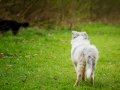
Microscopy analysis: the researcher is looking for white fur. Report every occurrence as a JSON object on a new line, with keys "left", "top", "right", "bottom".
{"left": 71, "top": 31, "right": 99, "bottom": 86}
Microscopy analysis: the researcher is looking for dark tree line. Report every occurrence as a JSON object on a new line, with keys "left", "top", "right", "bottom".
{"left": 0, "top": 0, "right": 120, "bottom": 25}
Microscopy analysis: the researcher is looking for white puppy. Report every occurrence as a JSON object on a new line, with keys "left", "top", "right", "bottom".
{"left": 71, "top": 31, "right": 99, "bottom": 86}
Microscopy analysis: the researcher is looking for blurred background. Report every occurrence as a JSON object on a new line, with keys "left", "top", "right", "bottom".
{"left": 0, "top": 0, "right": 120, "bottom": 29}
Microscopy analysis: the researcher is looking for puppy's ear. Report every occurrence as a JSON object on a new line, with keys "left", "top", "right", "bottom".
{"left": 72, "top": 31, "right": 77, "bottom": 35}
{"left": 72, "top": 31, "right": 80, "bottom": 39}
{"left": 82, "top": 32, "right": 88, "bottom": 39}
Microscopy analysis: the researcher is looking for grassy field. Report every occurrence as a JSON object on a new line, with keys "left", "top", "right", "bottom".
{"left": 0, "top": 23, "right": 120, "bottom": 90}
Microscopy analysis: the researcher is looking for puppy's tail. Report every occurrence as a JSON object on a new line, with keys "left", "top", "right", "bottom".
{"left": 19, "top": 22, "right": 29, "bottom": 28}
{"left": 86, "top": 56, "right": 92, "bottom": 78}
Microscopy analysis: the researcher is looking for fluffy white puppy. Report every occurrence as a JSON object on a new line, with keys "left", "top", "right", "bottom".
{"left": 71, "top": 31, "right": 99, "bottom": 86}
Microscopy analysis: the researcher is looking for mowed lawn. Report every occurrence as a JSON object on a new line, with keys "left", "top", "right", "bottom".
{"left": 0, "top": 23, "right": 120, "bottom": 90}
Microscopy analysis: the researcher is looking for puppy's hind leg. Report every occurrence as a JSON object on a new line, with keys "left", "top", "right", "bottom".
{"left": 90, "top": 56, "right": 96, "bottom": 85}
{"left": 74, "top": 71, "right": 82, "bottom": 86}
{"left": 73, "top": 62, "right": 77, "bottom": 74}
{"left": 82, "top": 65, "right": 86, "bottom": 81}
{"left": 74, "top": 64, "right": 83, "bottom": 86}
{"left": 90, "top": 71, "right": 94, "bottom": 85}
{"left": 82, "top": 58, "right": 86, "bottom": 81}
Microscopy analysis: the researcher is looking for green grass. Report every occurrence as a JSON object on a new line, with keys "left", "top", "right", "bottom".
{"left": 0, "top": 23, "right": 120, "bottom": 90}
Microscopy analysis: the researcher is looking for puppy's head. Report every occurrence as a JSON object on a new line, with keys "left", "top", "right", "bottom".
{"left": 72, "top": 31, "right": 88, "bottom": 40}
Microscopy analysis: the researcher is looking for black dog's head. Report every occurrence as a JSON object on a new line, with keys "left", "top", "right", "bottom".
{"left": 23, "top": 22, "right": 29, "bottom": 28}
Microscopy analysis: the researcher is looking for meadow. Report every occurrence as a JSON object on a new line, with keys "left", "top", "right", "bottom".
{"left": 0, "top": 23, "right": 120, "bottom": 90}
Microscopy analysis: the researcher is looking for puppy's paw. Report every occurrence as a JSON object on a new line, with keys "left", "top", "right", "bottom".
{"left": 73, "top": 84, "right": 77, "bottom": 87}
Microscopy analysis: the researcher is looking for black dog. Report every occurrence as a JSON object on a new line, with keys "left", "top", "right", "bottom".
{"left": 0, "top": 19, "right": 29, "bottom": 35}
